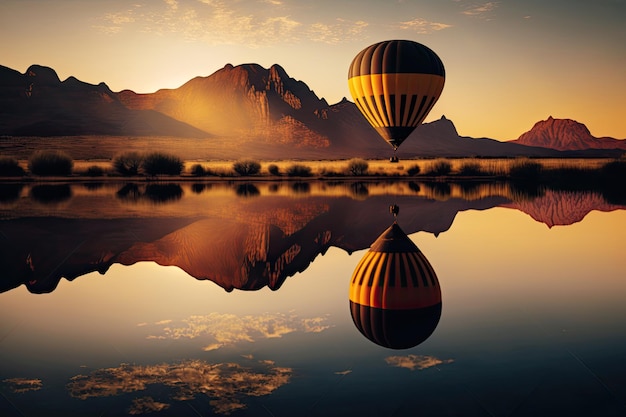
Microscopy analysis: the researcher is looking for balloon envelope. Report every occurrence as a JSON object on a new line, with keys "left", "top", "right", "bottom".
{"left": 348, "top": 40, "right": 445, "bottom": 150}
{"left": 349, "top": 222, "right": 442, "bottom": 349}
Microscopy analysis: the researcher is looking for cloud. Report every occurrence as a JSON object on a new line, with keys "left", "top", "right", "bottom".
{"left": 93, "top": 0, "right": 369, "bottom": 46}
{"left": 67, "top": 359, "right": 291, "bottom": 415}
{"left": 397, "top": 18, "right": 452, "bottom": 33}
{"left": 307, "top": 19, "right": 369, "bottom": 44}
{"left": 2, "top": 378, "right": 43, "bottom": 393}
{"left": 461, "top": 2, "right": 499, "bottom": 18}
{"left": 145, "top": 312, "right": 331, "bottom": 350}
{"left": 385, "top": 354, "right": 454, "bottom": 371}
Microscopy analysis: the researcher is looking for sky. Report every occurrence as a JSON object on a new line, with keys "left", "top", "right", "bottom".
{"left": 1, "top": 0, "right": 625, "bottom": 140}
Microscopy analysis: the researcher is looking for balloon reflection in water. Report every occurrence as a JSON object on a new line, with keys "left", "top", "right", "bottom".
{"left": 349, "top": 222, "right": 441, "bottom": 349}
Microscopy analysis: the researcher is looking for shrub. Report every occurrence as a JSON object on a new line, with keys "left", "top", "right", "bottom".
{"left": 458, "top": 162, "right": 484, "bottom": 176}
{"left": 85, "top": 165, "right": 105, "bottom": 177}
{"left": 190, "top": 164, "right": 206, "bottom": 176}
{"left": 267, "top": 164, "right": 280, "bottom": 176}
{"left": 426, "top": 160, "right": 452, "bottom": 176}
{"left": 233, "top": 159, "right": 261, "bottom": 176}
{"left": 406, "top": 164, "right": 421, "bottom": 176}
{"left": 142, "top": 152, "right": 183, "bottom": 176}
{"left": 346, "top": 158, "right": 369, "bottom": 176}
{"left": 113, "top": 152, "right": 143, "bottom": 176}
{"left": 28, "top": 150, "right": 73, "bottom": 176}
{"left": 509, "top": 160, "right": 543, "bottom": 181}
{"left": 0, "top": 156, "right": 25, "bottom": 176}
{"left": 285, "top": 164, "right": 312, "bottom": 177}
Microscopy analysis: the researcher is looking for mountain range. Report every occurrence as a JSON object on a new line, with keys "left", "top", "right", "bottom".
{"left": 1, "top": 63, "right": 624, "bottom": 159}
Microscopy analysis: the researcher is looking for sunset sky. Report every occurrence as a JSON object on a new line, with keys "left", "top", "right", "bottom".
{"left": 1, "top": 0, "right": 624, "bottom": 140}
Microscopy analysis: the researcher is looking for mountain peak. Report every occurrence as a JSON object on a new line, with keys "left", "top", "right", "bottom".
{"left": 512, "top": 117, "right": 625, "bottom": 151}
{"left": 26, "top": 64, "right": 61, "bottom": 85}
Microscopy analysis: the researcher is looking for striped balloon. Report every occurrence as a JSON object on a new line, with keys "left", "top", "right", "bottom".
{"left": 349, "top": 222, "right": 442, "bottom": 349}
{"left": 348, "top": 40, "right": 445, "bottom": 150}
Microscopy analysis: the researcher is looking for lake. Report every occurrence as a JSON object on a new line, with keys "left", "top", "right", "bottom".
{"left": 1, "top": 180, "right": 625, "bottom": 416}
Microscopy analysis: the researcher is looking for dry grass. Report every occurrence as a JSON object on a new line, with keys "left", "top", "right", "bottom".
{"left": 12, "top": 157, "right": 617, "bottom": 178}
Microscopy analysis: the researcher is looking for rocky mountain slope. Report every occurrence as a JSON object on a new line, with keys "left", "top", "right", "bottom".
{"left": 0, "top": 64, "right": 207, "bottom": 137}
{"left": 1, "top": 63, "right": 623, "bottom": 158}
{"left": 511, "top": 116, "right": 626, "bottom": 151}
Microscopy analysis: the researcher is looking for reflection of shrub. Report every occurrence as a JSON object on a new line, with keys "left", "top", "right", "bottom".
{"left": 406, "top": 164, "right": 421, "bottom": 176}
{"left": 233, "top": 159, "right": 261, "bottom": 176}
{"left": 116, "top": 183, "right": 142, "bottom": 201}
{"left": 426, "top": 160, "right": 452, "bottom": 176}
{"left": 286, "top": 164, "right": 312, "bottom": 177}
{"left": 144, "top": 184, "right": 183, "bottom": 202}
{"left": 347, "top": 159, "right": 369, "bottom": 176}
{"left": 0, "top": 184, "right": 23, "bottom": 202}
{"left": 191, "top": 183, "right": 206, "bottom": 194}
{"left": 28, "top": 150, "right": 73, "bottom": 176}
{"left": 0, "top": 157, "right": 25, "bottom": 176}
{"left": 142, "top": 152, "right": 183, "bottom": 176}
{"left": 236, "top": 183, "right": 260, "bottom": 197}
{"left": 600, "top": 159, "right": 626, "bottom": 179}
{"left": 350, "top": 182, "right": 369, "bottom": 197}
{"left": 190, "top": 164, "right": 206, "bottom": 176}
{"left": 30, "top": 184, "right": 72, "bottom": 204}
{"left": 113, "top": 152, "right": 143, "bottom": 176}
{"left": 291, "top": 182, "right": 310, "bottom": 194}
{"left": 268, "top": 164, "right": 280, "bottom": 176}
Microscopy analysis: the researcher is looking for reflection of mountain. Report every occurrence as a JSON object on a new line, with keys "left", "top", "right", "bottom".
{"left": 502, "top": 190, "right": 623, "bottom": 227}
{"left": 1, "top": 183, "right": 624, "bottom": 294}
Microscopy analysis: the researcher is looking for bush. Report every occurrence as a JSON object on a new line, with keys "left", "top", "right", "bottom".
{"left": 233, "top": 159, "right": 261, "bottom": 176}
{"left": 347, "top": 158, "right": 369, "bottom": 176}
{"left": 142, "top": 152, "right": 183, "bottom": 176}
{"left": 267, "top": 164, "right": 280, "bottom": 176}
{"left": 406, "top": 164, "right": 421, "bottom": 176}
{"left": 426, "top": 160, "right": 452, "bottom": 176}
{"left": 85, "top": 165, "right": 105, "bottom": 177}
{"left": 285, "top": 164, "right": 312, "bottom": 177}
{"left": 190, "top": 164, "right": 206, "bottom": 176}
{"left": 0, "top": 156, "right": 25, "bottom": 176}
{"left": 458, "top": 162, "right": 483, "bottom": 176}
{"left": 28, "top": 150, "right": 73, "bottom": 176}
{"left": 113, "top": 152, "right": 143, "bottom": 176}
{"left": 509, "top": 160, "right": 543, "bottom": 181}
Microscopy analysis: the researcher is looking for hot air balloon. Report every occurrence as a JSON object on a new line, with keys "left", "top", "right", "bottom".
{"left": 348, "top": 40, "right": 445, "bottom": 151}
{"left": 349, "top": 221, "right": 441, "bottom": 349}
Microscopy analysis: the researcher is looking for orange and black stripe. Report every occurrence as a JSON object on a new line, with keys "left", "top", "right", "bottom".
{"left": 349, "top": 222, "right": 441, "bottom": 310}
{"left": 348, "top": 40, "right": 445, "bottom": 149}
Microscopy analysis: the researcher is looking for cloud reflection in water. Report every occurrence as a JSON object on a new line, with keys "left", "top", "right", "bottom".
{"left": 67, "top": 359, "right": 292, "bottom": 415}
{"left": 385, "top": 354, "right": 453, "bottom": 371}
{"left": 144, "top": 312, "right": 331, "bottom": 351}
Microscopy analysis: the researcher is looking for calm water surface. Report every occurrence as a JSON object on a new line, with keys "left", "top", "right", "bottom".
{"left": 1, "top": 180, "right": 625, "bottom": 416}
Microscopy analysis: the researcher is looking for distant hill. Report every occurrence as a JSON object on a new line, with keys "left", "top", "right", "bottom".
{"left": 0, "top": 64, "right": 208, "bottom": 137}
{"left": 510, "top": 116, "right": 626, "bottom": 151}
{"left": 1, "top": 63, "right": 623, "bottom": 159}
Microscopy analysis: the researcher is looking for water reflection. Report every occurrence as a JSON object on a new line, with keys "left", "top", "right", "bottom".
{"left": 66, "top": 359, "right": 291, "bottom": 415}
{"left": 30, "top": 184, "right": 72, "bottom": 204}
{"left": 349, "top": 218, "right": 442, "bottom": 349}
{"left": 117, "top": 183, "right": 183, "bottom": 203}
{"left": 1, "top": 181, "right": 625, "bottom": 295}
